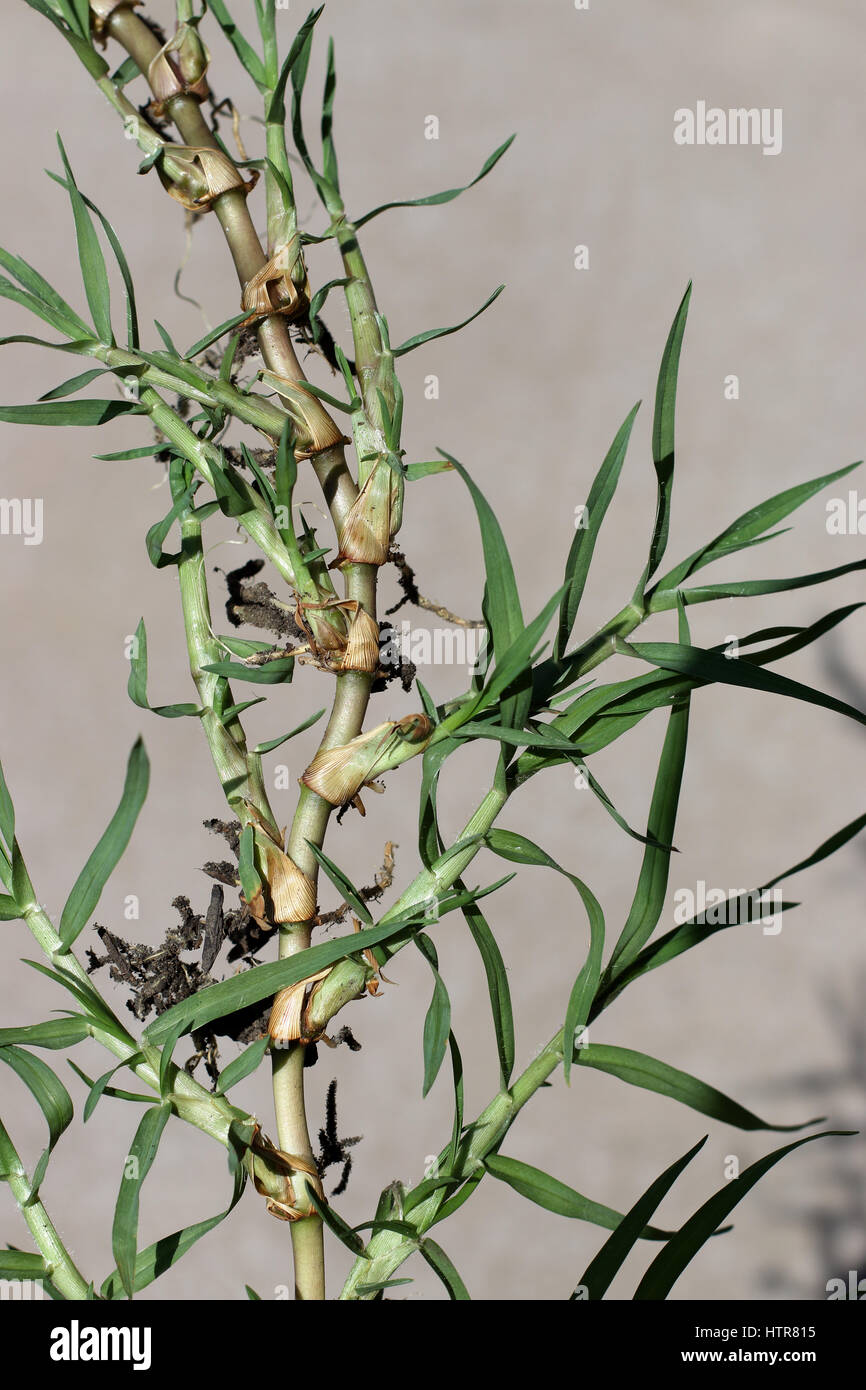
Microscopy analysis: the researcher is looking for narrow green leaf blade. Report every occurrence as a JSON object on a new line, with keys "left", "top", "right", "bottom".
{"left": 417, "top": 1237, "right": 470, "bottom": 1300}
{"left": 56, "top": 137, "right": 113, "bottom": 344}
{"left": 111, "top": 1102, "right": 171, "bottom": 1299}
{"left": 58, "top": 738, "right": 150, "bottom": 950}
{"left": 354, "top": 135, "right": 516, "bottom": 230}
{"left": 556, "top": 403, "right": 640, "bottom": 658}
{"left": 415, "top": 933, "right": 451, "bottom": 1097}
{"left": 639, "top": 284, "right": 692, "bottom": 590}
{"left": 484, "top": 1154, "right": 672, "bottom": 1239}
{"left": 392, "top": 285, "right": 504, "bottom": 357}
{"left": 573, "top": 1044, "right": 820, "bottom": 1131}
{"left": 577, "top": 1137, "right": 708, "bottom": 1300}
{"left": 634, "top": 1131, "right": 854, "bottom": 1299}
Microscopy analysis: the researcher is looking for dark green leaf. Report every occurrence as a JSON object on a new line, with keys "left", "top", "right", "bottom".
{"left": 78, "top": 1057, "right": 145, "bottom": 1123}
{"left": 634, "top": 1131, "right": 854, "bottom": 1299}
{"left": 0, "top": 1046, "right": 73, "bottom": 1198}
{"left": 653, "top": 556, "right": 866, "bottom": 610}
{"left": 306, "top": 842, "right": 372, "bottom": 923}
{"left": 417, "top": 1237, "right": 470, "bottom": 1300}
{"left": 624, "top": 637, "right": 866, "bottom": 730}
{"left": 576, "top": 1137, "right": 708, "bottom": 1300}
{"left": 56, "top": 137, "right": 113, "bottom": 344}
{"left": 22, "top": 960, "right": 130, "bottom": 1041}
{"left": 128, "top": 618, "right": 202, "bottom": 716}
{"left": 46, "top": 171, "right": 139, "bottom": 348}
{"left": 458, "top": 889, "right": 514, "bottom": 1090}
{"left": 39, "top": 367, "right": 107, "bottom": 400}
{"left": 103, "top": 1141, "right": 245, "bottom": 1297}
{"left": 0, "top": 245, "right": 91, "bottom": 338}
{"left": 253, "top": 708, "right": 325, "bottom": 754}
{"left": 307, "top": 1188, "right": 368, "bottom": 1257}
{"left": 414, "top": 933, "right": 451, "bottom": 1097}
{"left": 484, "top": 1154, "right": 672, "bottom": 1238}
{"left": 653, "top": 460, "right": 862, "bottom": 593}
{"left": 484, "top": 829, "right": 605, "bottom": 1084}
{"left": 112, "top": 1102, "right": 171, "bottom": 1298}
{"left": 216, "top": 1037, "right": 270, "bottom": 1095}
{"left": 597, "top": 809, "right": 866, "bottom": 1014}
{"left": 185, "top": 312, "right": 248, "bottom": 360}
{"left": 208, "top": 0, "right": 267, "bottom": 88}
{"left": 573, "top": 1044, "right": 820, "bottom": 1131}
{"left": 637, "top": 283, "right": 691, "bottom": 590}
{"left": 556, "top": 403, "right": 640, "bottom": 658}
{"left": 321, "top": 36, "right": 339, "bottom": 191}
{"left": 605, "top": 691, "right": 691, "bottom": 978}
{"left": 0, "top": 399, "right": 140, "bottom": 426}
{"left": 354, "top": 135, "right": 515, "bottom": 230}
{"left": 68, "top": 1060, "right": 154, "bottom": 1115}
{"left": 0, "top": 1018, "right": 91, "bottom": 1050}
{"left": 58, "top": 739, "right": 150, "bottom": 951}
{"left": 392, "top": 285, "right": 504, "bottom": 357}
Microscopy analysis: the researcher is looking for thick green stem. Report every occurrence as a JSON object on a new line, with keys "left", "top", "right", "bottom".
{"left": 339, "top": 1033, "right": 564, "bottom": 1297}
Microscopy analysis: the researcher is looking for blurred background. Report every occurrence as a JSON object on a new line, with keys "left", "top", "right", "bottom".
{"left": 0, "top": 0, "right": 863, "bottom": 1300}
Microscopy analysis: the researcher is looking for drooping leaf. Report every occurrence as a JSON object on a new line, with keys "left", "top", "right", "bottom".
{"left": 484, "top": 1154, "right": 673, "bottom": 1239}
{"left": 58, "top": 738, "right": 150, "bottom": 951}
{"left": 573, "top": 1044, "right": 821, "bottom": 1131}
{"left": 623, "top": 637, "right": 866, "bottom": 731}
{"left": 103, "top": 1138, "right": 245, "bottom": 1297}
{"left": 0, "top": 1045, "right": 73, "bottom": 1197}
{"left": 484, "top": 829, "right": 605, "bottom": 1083}
{"left": 307, "top": 1188, "right": 368, "bottom": 1257}
{"left": 68, "top": 1060, "right": 154, "bottom": 1117}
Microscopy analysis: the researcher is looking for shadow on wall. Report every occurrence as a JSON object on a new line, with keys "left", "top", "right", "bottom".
{"left": 756, "top": 967, "right": 866, "bottom": 1301}
{"left": 754, "top": 637, "right": 865, "bottom": 1299}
